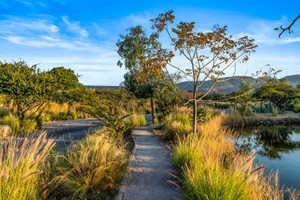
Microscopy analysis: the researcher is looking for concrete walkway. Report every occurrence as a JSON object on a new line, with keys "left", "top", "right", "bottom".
{"left": 117, "top": 126, "right": 182, "bottom": 200}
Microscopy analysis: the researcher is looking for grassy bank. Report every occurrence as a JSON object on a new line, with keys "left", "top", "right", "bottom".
{"left": 224, "top": 112, "right": 300, "bottom": 127}
{"left": 161, "top": 110, "right": 299, "bottom": 200}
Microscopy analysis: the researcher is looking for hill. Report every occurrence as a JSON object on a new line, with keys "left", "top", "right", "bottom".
{"left": 85, "top": 85, "right": 120, "bottom": 91}
{"left": 177, "top": 74, "right": 300, "bottom": 94}
{"left": 84, "top": 74, "right": 299, "bottom": 94}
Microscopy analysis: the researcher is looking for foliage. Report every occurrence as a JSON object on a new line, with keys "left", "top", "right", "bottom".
{"left": 79, "top": 89, "right": 132, "bottom": 146}
{"left": 254, "top": 79, "right": 298, "bottom": 111}
{"left": 290, "top": 98, "right": 300, "bottom": 112}
{"left": 41, "top": 131, "right": 128, "bottom": 200}
{"left": 155, "top": 81, "right": 183, "bottom": 117}
{"left": 131, "top": 10, "right": 258, "bottom": 134}
{"left": 129, "top": 113, "right": 146, "bottom": 127}
{"left": 237, "top": 104, "right": 254, "bottom": 116}
{"left": 117, "top": 26, "right": 162, "bottom": 124}
{"left": 0, "top": 133, "right": 54, "bottom": 200}
{"left": 0, "top": 61, "right": 83, "bottom": 133}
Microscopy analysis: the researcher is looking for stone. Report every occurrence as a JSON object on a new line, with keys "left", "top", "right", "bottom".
{"left": 0, "top": 125, "right": 12, "bottom": 137}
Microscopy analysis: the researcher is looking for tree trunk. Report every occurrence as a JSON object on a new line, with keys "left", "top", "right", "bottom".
{"left": 150, "top": 99, "right": 157, "bottom": 124}
{"left": 193, "top": 99, "right": 197, "bottom": 134}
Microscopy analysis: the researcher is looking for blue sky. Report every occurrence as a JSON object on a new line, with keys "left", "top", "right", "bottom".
{"left": 1, "top": 0, "right": 300, "bottom": 85}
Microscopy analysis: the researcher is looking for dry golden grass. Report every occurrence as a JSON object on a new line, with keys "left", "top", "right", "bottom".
{"left": 0, "top": 132, "right": 54, "bottom": 200}
{"left": 41, "top": 131, "right": 129, "bottom": 199}
{"left": 223, "top": 112, "right": 300, "bottom": 127}
{"left": 168, "top": 114, "right": 300, "bottom": 200}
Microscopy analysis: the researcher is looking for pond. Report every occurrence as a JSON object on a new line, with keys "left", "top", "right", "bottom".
{"left": 236, "top": 125, "right": 300, "bottom": 190}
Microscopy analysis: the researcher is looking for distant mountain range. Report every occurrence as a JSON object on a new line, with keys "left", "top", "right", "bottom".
{"left": 84, "top": 74, "right": 300, "bottom": 94}
{"left": 85, "top": 85, "right": 120, "bottom": 91}
{"left": 177, "top": 74, "right": 300, "bottom": 94}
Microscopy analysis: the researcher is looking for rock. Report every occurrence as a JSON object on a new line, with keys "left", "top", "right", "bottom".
{"left": 284, "top": 111, "right": 294, "bottom": 114}
{"left": 0, "top": 125, "right": 12, "bottom": 137}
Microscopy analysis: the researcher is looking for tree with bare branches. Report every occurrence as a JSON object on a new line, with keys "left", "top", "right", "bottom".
{"left": 275, "top": 14, "right": 300, "bottom": 38}
{"left": 133, "top": 10, "right": 258, "bottom": 134}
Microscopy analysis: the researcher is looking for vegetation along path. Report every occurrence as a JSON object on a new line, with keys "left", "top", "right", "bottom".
{"left": 117, "top": 125, "right": 182, "bottom": 200}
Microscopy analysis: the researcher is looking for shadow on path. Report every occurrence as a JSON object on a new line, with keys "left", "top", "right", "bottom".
{"left": 117, "top": 126, "right": 182, "bottom": 200}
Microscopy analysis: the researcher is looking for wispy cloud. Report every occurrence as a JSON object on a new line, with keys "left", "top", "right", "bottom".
{"left": 0, "top": 17, "right": 59, "bottom": 34}
{"left": 122, "top": 12, "right": 151, "bottom": 26}
{"left": 62, "top": 16, "right": 89, "bottom": 37}
{"left": 237, "top": 19, "right": 300, "bottom": 45}
{"left": 0, "top": 16, "right": 104, "bottom": 51}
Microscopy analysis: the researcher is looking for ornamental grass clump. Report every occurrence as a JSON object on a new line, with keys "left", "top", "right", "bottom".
{"left": 42, "top": 132, "right": 129, "bottom": 199}
{"left": 0, "top": 132, "right": 54, "bottom": 200}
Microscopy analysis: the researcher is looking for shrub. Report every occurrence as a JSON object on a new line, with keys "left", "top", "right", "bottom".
{"left": 42, "top": 132, "right": 129, "bottom": 199}
{"left": 0, "top": 108, "right": 9, "bottom": 119}
{"left": 3, "top": 115, "right": 20, "bottom": 135}
{"left": 0, "top": 132, "right": 54, "bottom": 200}
{"left": 130, "top": 113, "right": 146, "bottom": 127}
{"left": 57, "top": 111, "right": 68, "bottom": 120}
{"left": 237, "top": 104, "right": 253, "bottom": 116}
{"left": 20, "top": 118, "right": 38, "bottom": 134}
{"left": 162, "top": 114, "right": 192, "bottom": 140}
{"left": 290, "top": 98, "right": 300, "bottom": 112}
{"left": 3, "top": 115, "right": 39, "bottom": 135}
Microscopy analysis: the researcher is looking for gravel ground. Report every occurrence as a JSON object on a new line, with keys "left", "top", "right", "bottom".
{"left": 117, "top": 125, "right": 182, "bottom": 200}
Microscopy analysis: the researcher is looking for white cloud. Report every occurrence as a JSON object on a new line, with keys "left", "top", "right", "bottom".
{"left": 62, "top": 16, "right": 89, "bottom": 37}
{"left": 122, "top": 12, "right": 151, "bottom": 26}
{"left": 0, "top": 17, "right": 59, "bottom": 34}
{"left": 236, "top": 20, "right": 300, "bottom": 45}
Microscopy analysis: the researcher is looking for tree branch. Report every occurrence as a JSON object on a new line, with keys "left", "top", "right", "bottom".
{"left": 279, "top": 14, "right": 300, "bottom": 38}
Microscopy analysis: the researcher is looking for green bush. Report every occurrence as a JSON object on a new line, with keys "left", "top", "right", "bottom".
{"left": 20, "top": 118, "right": 37, "bottom": 134}
{"left": 237, "top": 104, "right": 253, "bottom": 116}
{"left": 0, "top": 108, "right": 9, "bottom": 119}
{"left": 3, "top": 115, "right": 20, "bottom": 135}
{"left": 174, "top": 112, "right": 192, "bottom": 126}
{"left": 130, "top": 113, "right": 146, "bottom": 127}
{"left": 57, "top": 111, "right": 67, "bottom": 120}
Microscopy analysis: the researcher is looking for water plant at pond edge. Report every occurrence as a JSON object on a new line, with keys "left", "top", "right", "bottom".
{"left": 40, "top": 130, "right": 129, "bottom": 199}
{"left": 0, "top": 132, "right": 55, "bottom": 200}
{"left": 168, "top": 116, "right": 300, "bottom": 200}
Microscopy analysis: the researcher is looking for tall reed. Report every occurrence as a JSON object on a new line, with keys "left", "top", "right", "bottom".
{"left": 0, "top": 132, "right": 55, "bottom": 200}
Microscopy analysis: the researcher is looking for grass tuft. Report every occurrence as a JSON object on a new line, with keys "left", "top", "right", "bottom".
{"left": 42, "top": 131, "right": 129, "bottom": 199}
{"left": 0, "top": 132, "right": 54, "bottom": 200}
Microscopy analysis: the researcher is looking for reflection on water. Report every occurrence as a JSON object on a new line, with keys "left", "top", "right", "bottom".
{"left": 236, "top": 125, "right": 300, "bottom": 190}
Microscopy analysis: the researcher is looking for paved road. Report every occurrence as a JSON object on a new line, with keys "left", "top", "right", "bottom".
{"left": 42, "top": 119, "right": 102, "bottom": 152}
{"left": 42, "top": 114, "right": 152, "bottom": 152}
{"left": 117, "top": 126, "right": 182, "bottom": 200}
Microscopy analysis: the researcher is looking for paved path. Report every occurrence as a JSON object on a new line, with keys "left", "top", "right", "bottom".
{"left": 117, "top": 126, "right": 182, "bottom": 200}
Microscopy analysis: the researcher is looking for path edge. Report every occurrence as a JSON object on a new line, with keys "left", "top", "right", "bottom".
{"left": 116, "top": 130, "right": 137, "bottom": 200}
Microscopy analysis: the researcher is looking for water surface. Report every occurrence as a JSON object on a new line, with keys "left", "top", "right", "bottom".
{"left": 236, "top": 125, "right": 300, "bottom": 190}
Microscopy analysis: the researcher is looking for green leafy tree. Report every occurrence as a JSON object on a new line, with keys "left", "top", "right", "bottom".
{"left": 255, "top": 79, "right": 297, "bottom": 111}
{"left": 0, "top": 61, "right": 81, "bottom": 125}
{"left": 117, "top": 25, "right": 162, "bottom": 124}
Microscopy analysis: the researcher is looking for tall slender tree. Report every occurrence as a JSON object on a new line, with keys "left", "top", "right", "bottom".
{"left": 117, "top": 25, "right": 162, "bottom": 123}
